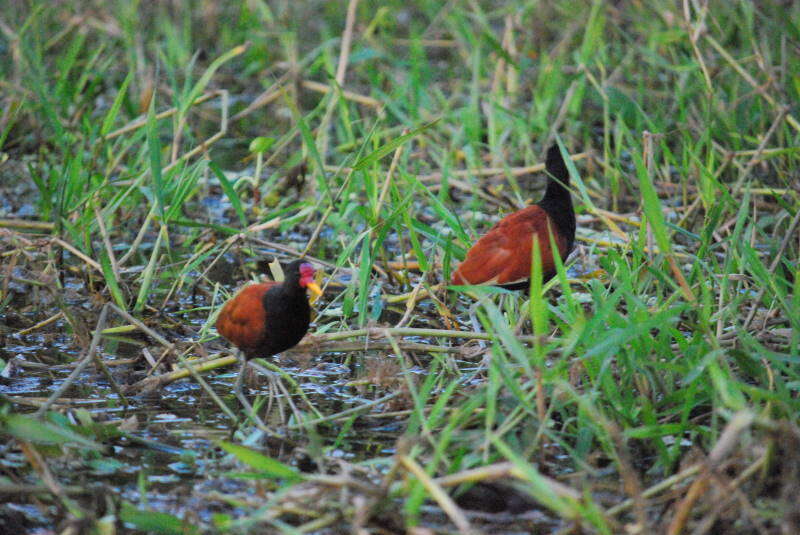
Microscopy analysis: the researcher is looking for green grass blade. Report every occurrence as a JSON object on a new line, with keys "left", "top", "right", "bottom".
{"left": 101, "top": 70, "right": 133, "bottom": 137}
{"left": 353, "top": 118, "right": 440, "bottom": 171}
{"left": 219, "top": 442, "right": 304, "bottom": 481}
{"left": 209, "top": 161, "right": 247, "bottom": 227}
{"left": 146, "top": 96, "right": 165, "bottom": 219}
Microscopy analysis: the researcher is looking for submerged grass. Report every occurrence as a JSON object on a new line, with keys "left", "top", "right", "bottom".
{"left": 0, "top": 1, "right": 799, "bottom": 533}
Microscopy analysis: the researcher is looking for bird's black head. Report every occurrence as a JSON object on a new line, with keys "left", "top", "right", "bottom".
{"left": 282, "top": 259, "right": 322, "bottom": 297}
{"left": 545, "top": 144, "right": 570, "bottom": 188}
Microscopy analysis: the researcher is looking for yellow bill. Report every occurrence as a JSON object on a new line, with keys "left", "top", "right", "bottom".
{"left": 306, "top": 281, "right": 323, "bottom": 302}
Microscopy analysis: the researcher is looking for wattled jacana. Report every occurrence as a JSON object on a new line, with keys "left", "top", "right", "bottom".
{"left": 451, "top": 144, "right": 576, "bottom": 289}
{"left": 216, "top": 259, "right": 322, "bottom": 412}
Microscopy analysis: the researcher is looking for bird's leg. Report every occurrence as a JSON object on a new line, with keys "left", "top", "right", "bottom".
{"left": 233, "top": 356, "right": 247, "bottom": 404}
{"left": 499, "top": 293, "right": 509, "bottom": 316}
{"left": 468, "top": 300, "right": 486, "bottom": 350}
{"left": 233, "top": 356, "right": 250, "bottom": 412}
{"left": 233, "top": 354, "right": 267, "bottom": 429}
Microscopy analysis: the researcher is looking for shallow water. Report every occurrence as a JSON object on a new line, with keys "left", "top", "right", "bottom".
{"left": 0, "top": 176, "right": 595, "bottom": 532}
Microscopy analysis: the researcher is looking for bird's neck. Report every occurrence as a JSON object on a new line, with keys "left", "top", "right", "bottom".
{"left": 276, "top": 280, "right": 304, "bottom": 300}
{"left": 539, "top": 179, "right": 575, "bottom": 250}
{"left": 261, "top": 281, "right": 310, "bottom": 333}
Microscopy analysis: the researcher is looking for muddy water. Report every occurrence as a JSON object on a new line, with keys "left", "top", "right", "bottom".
{"left": 0, "top": 179, "right": 591, "bottom": 532}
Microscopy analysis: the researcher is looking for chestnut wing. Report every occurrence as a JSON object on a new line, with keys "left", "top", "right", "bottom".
{"left": 215, "top": 282, "right": 276, "bottom": 351}
{"left": 452, "top": 206, "right": 565, "bottom": 286}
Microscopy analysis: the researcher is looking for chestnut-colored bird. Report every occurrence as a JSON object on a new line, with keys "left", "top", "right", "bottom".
{"left": 216, "top": 259, "right": 322, "bottom": 410}
{"left": 451, "top": 144, "right": 576, "bottom": 289}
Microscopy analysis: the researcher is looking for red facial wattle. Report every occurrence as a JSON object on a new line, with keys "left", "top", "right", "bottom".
{"left": 299, "top": 263, "right": 315, "bottom": 286}
{"left": 299, "top": 263, "right": 322, "bottom": 297}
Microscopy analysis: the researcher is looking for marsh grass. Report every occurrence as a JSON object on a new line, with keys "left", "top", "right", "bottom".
{"left": 0, "top": 1, "right": 798, "bottom": 533}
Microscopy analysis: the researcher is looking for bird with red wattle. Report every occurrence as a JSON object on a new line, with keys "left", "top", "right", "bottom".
{"left": 216, "top": 259, "right": 322, "bottom": 412}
